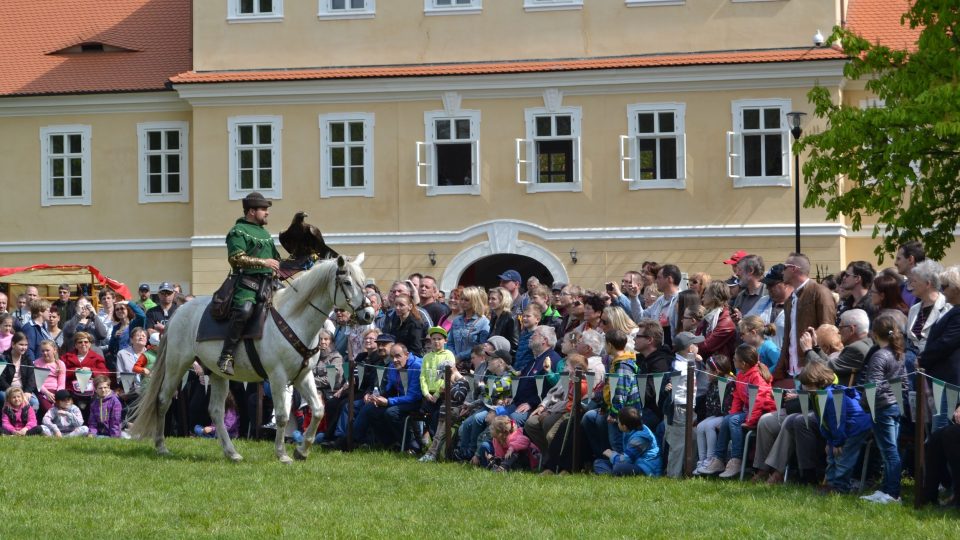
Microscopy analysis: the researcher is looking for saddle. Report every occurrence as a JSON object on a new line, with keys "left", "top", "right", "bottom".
{"left": 196, "top": 301, "right": 269, "bottom": 342}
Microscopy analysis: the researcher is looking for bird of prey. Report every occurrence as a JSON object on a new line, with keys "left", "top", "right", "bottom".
{"left": 279, "top": 211, "right": 339, "bottom": 261}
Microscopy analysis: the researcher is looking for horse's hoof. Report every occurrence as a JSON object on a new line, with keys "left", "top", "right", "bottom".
{"left": 228, "top": 453, "right": 243, "bottom": 463}
{"left": 157, "top": 448, "right": 171, "bottom": 457}
{"left": 278, "top": 455, "right": 293, "bottom": 465}
{"left": 294, "top": 448, "right": 308, "bottom": 461}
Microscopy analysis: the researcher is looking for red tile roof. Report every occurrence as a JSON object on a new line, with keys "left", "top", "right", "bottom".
{"left": 171, "top": 47, "right": 848, "bottom": 85}
{"left": 845, "top": 0, "right": 920, "bottom": 50}
{"left": 0, "top": 0, "right": 192, "bottom": 97}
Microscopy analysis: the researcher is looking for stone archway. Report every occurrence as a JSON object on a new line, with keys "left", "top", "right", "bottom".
{"left": 439, "top": 222, "right": 569, "bottom": 294}
{"left": 457, "top": 253, "right": 553, "bottom": 290}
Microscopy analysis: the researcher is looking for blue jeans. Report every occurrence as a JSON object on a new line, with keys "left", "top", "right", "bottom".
{"left": 457, "top": 410, "right": 489, "bottom": 455}
{"left": 931, "top": 385, "right": 950, "bottom": 433}
{"left": 825, "top": 428, "right": 871, "bottom": 492}
{"left": 334, "top": 399, "right": 365, "bottom": 439}
{"left": 872, "top": 404, "right": 902, "bottom": 498}
{"left": 582, "top": 410, "right": 623, "bottom": 457}
{"left": 713, "top": 412, "right": 746, "bottom": 460}
{"left": 594, "top": 459, "right": 657, "bottom": 476}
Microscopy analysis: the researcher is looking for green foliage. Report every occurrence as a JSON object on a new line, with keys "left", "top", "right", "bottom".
{"left": 800, "top": 1, "right": 960, "bottom": 262}
{"left": 1, "top": 437, "right": 959, "bottom": 538}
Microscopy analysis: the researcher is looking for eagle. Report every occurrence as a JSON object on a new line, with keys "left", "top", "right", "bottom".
{"left": 279, "top": 211, "right": 339, "bottom": 261}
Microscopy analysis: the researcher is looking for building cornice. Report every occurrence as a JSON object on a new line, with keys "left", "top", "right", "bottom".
{"left": 0, "top": 91, "right": 190, "bottom": 118}
{"left": 173, "top": 61, "right": 848, "bottom": 107}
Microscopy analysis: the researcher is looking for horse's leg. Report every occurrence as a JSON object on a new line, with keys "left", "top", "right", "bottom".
{"left": 208, "top": 375, "right": 242, "bottom": 462}
{"left": 294, "top": 374, "right": 324, "bottom": 461}
{"left": 153, "top": 364, "right": 183, "bottom": 456}
{"left": 270, "top": 377, "right": 293, "bottom": 464}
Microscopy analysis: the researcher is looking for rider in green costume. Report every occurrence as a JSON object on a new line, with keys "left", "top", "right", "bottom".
{"left": 218, "top": 192, "right": 281, "bottom": 376}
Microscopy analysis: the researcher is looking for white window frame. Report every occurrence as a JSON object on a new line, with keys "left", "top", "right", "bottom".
{"left": 228, "top": 115, "right": 283, "bottom": 200}
{"left": 39, "top": 125, "right": 92, "bottom": 207}
{"left": 622, "top": 102, "right": 686, "bottom": 190}
{"left": 517, "top": 106, "right": 582, "bottom": 193}
{"left": 417, "top": 110, "right": 481, "bottom": 196}
{"left": 137, "top": 122, "right": 190, "bottom": 204}
{"left": 424, "top": 0, "right": 482, "bottom": 16}
{"left": 227, "top": 0, "right": 284, "bottom": 23}
{"left": 318, "top": 113, "right": 375, "bottom": 198}
{"left": 728, "top": 98, "right": 791, "bottom": 188}
{"left": 626, "top": 0, "right": 684, "bottom": 7}
{"left": 318, "top": 0, "right": 375, "bottom": 20}
{"left": 524, "top": 0, "right": 583, "bottom": 12}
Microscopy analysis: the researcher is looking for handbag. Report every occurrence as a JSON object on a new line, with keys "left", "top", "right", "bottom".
{"left": 210, "top": 274, "right": 239, "bottom": 321}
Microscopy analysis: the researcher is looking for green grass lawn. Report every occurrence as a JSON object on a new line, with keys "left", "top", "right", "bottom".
{"left": 1, "top": 437, "right": 956, "bottom": 538}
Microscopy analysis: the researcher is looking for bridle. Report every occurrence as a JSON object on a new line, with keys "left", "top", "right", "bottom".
{"left": 284, "top": 267, "right": 366, "bottom": 321}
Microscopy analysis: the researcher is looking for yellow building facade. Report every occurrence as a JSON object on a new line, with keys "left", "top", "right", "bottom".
{"left": 0, "top": 0, "right": 946, "bottom": 295}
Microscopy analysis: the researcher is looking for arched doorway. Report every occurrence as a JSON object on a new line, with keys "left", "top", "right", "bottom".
{"left": 457, "top": 254, "right": 553, "bottom": 290}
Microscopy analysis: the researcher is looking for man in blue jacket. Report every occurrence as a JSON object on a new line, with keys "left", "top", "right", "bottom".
{"left": 357, "top": 342, "right": 422, "bottom": 450}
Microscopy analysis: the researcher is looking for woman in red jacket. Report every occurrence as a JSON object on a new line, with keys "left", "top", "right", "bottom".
{"left": 60, "top": 331, "right": 109, "bottom": 395}
{"left": 696, "top": 281, "right": 737, "bottom": 360}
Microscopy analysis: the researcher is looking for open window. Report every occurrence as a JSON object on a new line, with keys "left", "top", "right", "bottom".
{"left": 516, "top": 106, "right": 582, "bottom": 193}
{"left": 727, "top": 99, "right": 791, "bottom": 188}
{"left": 416, "top": 110, "right": 480, "bottom": 196}
{"left": 620, "top": 103, "right": 686, "bottom": 190}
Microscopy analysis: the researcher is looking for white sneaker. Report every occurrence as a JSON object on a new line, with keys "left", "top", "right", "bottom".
{"left": 719, "top": 458, "right": 742, "bottom": 479}
{"left": 860, "top": 490, "right": 900, "bottom": 504}
{"left": 700, "top": 457, "right": 726, "bottom": 475}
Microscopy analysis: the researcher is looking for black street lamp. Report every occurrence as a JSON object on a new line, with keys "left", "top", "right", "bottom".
{"left": 786, "top": 111, "right": 806, "bottom": 254}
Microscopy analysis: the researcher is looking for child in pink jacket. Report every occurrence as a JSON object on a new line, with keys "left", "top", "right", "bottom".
{"left": 485, "top": 415, "right": 540, "bottom": 471}
{"left": 2, "top": 387, "right": 43, "bottom": 436}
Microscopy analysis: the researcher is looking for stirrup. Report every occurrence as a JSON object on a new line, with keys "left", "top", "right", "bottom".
{"left": 218, "top": 354, "right": 235, "bottom": 376}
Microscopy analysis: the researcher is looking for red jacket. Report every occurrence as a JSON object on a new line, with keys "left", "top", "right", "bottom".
{"left": 697, "top": 307, "right": 736, "bottom": 360}
{"left": 61, "top": 350, "right": 109, "bottom": 389}
{"left": 729, "top": 364, "right": 775, "bottom": 428}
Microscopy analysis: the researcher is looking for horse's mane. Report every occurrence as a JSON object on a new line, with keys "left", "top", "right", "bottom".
{"left": 273, "top": 257, "right": 364, "bottom": 311}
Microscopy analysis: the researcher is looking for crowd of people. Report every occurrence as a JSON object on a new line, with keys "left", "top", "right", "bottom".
{"left": 2, "top": 242, "right": 959, "bottom": 509}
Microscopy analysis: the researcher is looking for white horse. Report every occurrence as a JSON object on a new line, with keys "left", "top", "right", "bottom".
{"left": 129, "top": 254, "right": 374, "bottom": 463}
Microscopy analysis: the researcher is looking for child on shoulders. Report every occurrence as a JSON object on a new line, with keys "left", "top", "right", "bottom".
{"left": 594, "top": 406, "right": 661, "bottom": 477}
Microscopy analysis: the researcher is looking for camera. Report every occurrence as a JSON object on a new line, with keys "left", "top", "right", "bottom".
{"left": 813, "top": 29, "right": 825, "bottom": 47}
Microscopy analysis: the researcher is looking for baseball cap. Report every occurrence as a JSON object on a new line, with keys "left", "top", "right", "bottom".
{"left": 139, "top": 283, "right": 150, "bottom": 292}
{"left": 761, "top": 263, "right": 786, "bottom": 286}
{"left": 497, "top": 269, "right": 522, "bottom": 283}
{"left": 486, "top": 349, "right": 512, "bottom": 365}
{"left": 674, "top": 332, "right": 705, "bottom": 350}
{"left": 485, "top": 336, "right": 511, "bottom": 356}
{"left": 158, "top": 282, "right": 175, "bottom": 293}
{"left": 551, "top": 282, "right": 567, "bottom": 292}
{"left": 723, "top": 276, "right": 740, "bottom": 287}
{"left": 376, "top": 334, "right": 397, "bottom": 344}
{"left": 427, "top": 326, "right": 448, "bottom": 338}
{"left": 723, "top": 250, "right": 748, "bottom": 265}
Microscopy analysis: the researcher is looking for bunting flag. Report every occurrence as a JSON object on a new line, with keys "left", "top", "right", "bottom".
{"left": 932, "top": 378, "right": 946, "bottom": 416}
{"left": 794, "top": 379, "right": 802, "bottom": 392}
{"left": 534, "top": 375, "right": 544, "bottom": 396}
{"left": 773, "top": 387, "right": 783, "bottom": 412}
{"left": 376, "top": 366, "right": 386, "bottom": 388}
{"left": 607, "top": 372, "right": 620, "bottom": 393}
{"left": 511, "top": 378, "right": 519, "bottom": 398}
{"left": 652, "top": 373, "right": 666, "bottom": 404}
{"left": 586, "top": 370, "right": 597, "bottom": 393}
{"left": 816, "top": 389, "right": 829, "bottom": 426}
{"left": 670, "top": 374, "right": 683, "bottom": 403}
{"left": 0, "top": 361, "right": 7, "bottom": 376}
{"left": 400, "top": 370, "right": 408, "bottom": 391}
{"left": 326, "top": 364, "right": 339, "bottom": 387}
{"left": 864, "top": 383, "right": 878, "bottom": 421}
{"left": 636, "top": 375, "right": 646, "bottom": 408}
{"left": 798, "top": 391, "right": 811, "bottom": 429}
{"left": 243, "top": 382, "right": 248, "bottom": 391}
{"left": 832, "top": 389, "right": 843, "bottom": 427}
{"left": 559, "top": 373, "right": 570, "bottom": 393}
{"left": 357, "top": 365, "right": 366, "bottom": 385}
{"left": 33, "top": 367, "right": 51, "bottom": 391}
{"left": 890, "top": 378, "right": 904, "bottom": 417}
{"left": 717, "top": 377, "right": 730, "bottom": 413}
{"left": 203, "top": 374, "right": 209, "bottom": 394}
{"left": 946, "top": 386, "right": 960, "bottom": 419}
{"left": 119, "top": 372, "right": 136, "bottom": 395}
{"left": 77, "top": 369, "right": 94, "bottom": 393}
{"left": 747, "top": 384, "right": 758, "bottom": 419}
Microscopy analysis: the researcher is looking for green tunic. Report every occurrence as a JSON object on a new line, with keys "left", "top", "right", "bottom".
{"left": 226, "top": 217, "right": 280, "bottom": 305}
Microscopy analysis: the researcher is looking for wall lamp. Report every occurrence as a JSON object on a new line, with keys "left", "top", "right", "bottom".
{"left": 428, "top": 250, "right": 437, "bottom": 266}
{"left": 569, "top": 248, "right": 578, "bottom": 264}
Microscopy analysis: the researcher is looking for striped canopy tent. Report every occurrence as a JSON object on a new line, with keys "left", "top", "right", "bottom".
{"left": 0, "top": 264, "right": 132, "bottom": 300}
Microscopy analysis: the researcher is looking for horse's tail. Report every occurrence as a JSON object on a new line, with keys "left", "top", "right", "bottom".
{"left": 128, "top": 333, "right": 169, "bottom": 441}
